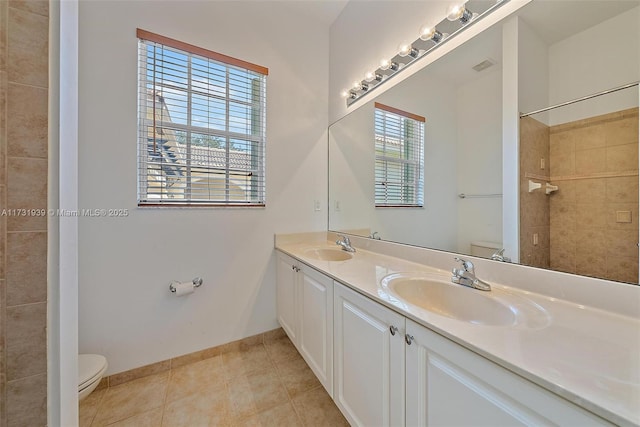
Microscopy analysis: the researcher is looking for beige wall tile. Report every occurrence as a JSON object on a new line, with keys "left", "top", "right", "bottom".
{"left": 575, "top": 251, "right": 607, "bottom": 279}
{"left": 0, "top": 72, "right": 6, "bottom": 184}
{"left": 0, "top": 279, "right": 5, "bottom": 427}
{"left": 575, "top": 178, "right": 606, "bottom": 204}
{"left": 605, "top": 229, "right": 638, "bottom": 258}
{"left": 605, "top": 117, "right": 639, "bottom": 146}
{"left": 6, "top": 302, "right": 45, "bottom": 344}
{"left": 575, "top": 147, "right": 606, "bottom": 174}
{"left": 7, "top": 83, "right": 47, "bottom": 159}
{"left": 606, "top": 143, "right": 638, "bottom": 172}
{"left": 8, "top": 1, "right": 48, "bottom": 17}
{"left": 6, "top": 232, "right": 46, "bottom": 305}
{"left": 6, "top": 373, "right": 46, "bottom": 426}
{"left": 7, "top": 334, "right": 46, "bottom": 380}
{"left": 549, "top": 131, "right": 574, "bottom": 155}
{"left": 575, "top": 204, "right": 607, "bottom": 228}
{"left": 549, "top": 202, "right": 575, "bottom": 229}
{"left": 549, "top": 180, "right": 575, "bottom": 204}
{"left": 7, "top": 157, "right": 47, "bottom": 232}
{"left": 606, "top": 176, "right": 638, "bottom": 203}
{"left": 549, "top": 246, "right": 576, "bottom": 274}
{"left": 606, "top": 256, "right": 639, "bottom": 283}
{"left": 7, "top": 8, "right": 47, "bottom": 87}
{"left": 0, "top": 2, "right": 6, "bottom": 72}
{"left": 549, "top": 150, "right": 575, "bottom": 176}
{"left": 573, "top": 124, "right": 606, "bottom": 151}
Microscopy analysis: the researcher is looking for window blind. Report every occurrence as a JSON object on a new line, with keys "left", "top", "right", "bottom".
{"left": 137, "top": 29, "right": 268, "bottom": 206}
{"left": 374, "top": 103, "right": 425, "bottom": 207}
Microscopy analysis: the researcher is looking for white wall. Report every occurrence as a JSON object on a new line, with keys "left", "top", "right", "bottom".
{"left": 456, "top": 68, "right": 503, "bottom": 254}
{"left": 78, "top": 1, "right": 329, "bottom": 375}
{"left": 548, "top": 7, "right": 639, "bottom": 125}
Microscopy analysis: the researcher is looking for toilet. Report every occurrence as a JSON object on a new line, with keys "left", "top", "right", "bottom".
{"left": 78, "top": 354, "right": 108, "bottom": 401}
{"left": 470, "top": 241, "right": 502, "bottom": 259}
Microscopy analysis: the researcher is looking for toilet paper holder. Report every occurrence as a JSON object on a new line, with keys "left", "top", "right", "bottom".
{"left": 169, "top": 277, "right": 204, "bottom": 293}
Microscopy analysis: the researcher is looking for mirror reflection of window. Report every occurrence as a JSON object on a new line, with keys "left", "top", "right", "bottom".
{"left": 374, "top": 103, "right": 425, "bottom": 207}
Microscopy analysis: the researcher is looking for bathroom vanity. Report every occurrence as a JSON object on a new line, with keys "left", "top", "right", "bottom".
{"left": 275, "top": 232, "right": 640, "bottom": 427}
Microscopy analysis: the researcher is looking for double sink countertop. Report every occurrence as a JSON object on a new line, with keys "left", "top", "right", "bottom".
{"left": 275, "top": 233, "right": 640, "bottom": 427}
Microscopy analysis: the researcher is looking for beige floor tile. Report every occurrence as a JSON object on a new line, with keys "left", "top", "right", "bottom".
{"left": 162, "top": 384, "right": 233, "bottom": 427}
{"left": 227, "top": 370, "right": 289, "bottom": 420}
{"left": 264, "top": 336, "right": 299, "bottom": 365}
{"left": 223, "top": 344, "right": 274, "bottom": 380}
{"left": 106, "top": 407, "right": 163, "bottom": 427}
{"left": 275, "top": 356, "right": 321, "bottom": 398}
{"left": 166, "top": 355, "right": 226, "bottom": 403}
{"left": 92, "top": 372, "right": 168, "bottom": 426}
{"left": 236, "top": 401, "right": 301, "bottom": 427}
{"left": 292, "top": 386, "right": 349, "bottom": 427}
{"left": 79, "top": 388, "right": 106, "bottom": 427}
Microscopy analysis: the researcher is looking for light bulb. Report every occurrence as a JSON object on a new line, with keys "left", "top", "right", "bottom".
{"left": 340, "top": 90, "right": 349, "bottom": 98}
{"left": 365, "top": 71, "right": 376, "bottom": 82}
{"left": 380, "top": 58, "right": 391, "bottom": 70}
{"left": 398, "top": 42, "right": 412, "bottom": 57}
{"left": 447, "top": 4, "right": 465, "bottom": 21}
{"left": 352, "top": 81, "right": 362, "bottom": 91}
{"left": 419, "top": 25, "right": 436, "bottom": 41}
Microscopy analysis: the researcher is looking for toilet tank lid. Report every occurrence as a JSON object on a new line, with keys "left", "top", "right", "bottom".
{"left": 79, "top": 354, "right": 107, "bottom": 387}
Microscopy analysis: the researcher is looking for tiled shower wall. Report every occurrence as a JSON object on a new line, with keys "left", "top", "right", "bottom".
{"left": 1, "top": 1, "right": 49, "bottom": 426}
{"left": 519, "top": 117, "right": 551, "bottom": 269}
{"left": 549, "top": 108, "right": 639, "bottom": 283}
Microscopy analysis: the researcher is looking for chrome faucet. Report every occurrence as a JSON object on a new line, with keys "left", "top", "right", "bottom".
{"left": 491, "top": 248, "right": 511, "bottom": 263}
{"left": 336, "top": 234, "right": 356, "bottom": 253}
{"left": 451, "top": 257, "right": 491, "bottom": 291}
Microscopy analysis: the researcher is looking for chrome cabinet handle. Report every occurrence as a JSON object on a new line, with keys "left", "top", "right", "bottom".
{"left": 405, "top": 334, "right": 414, "bottom": 345}
{"left": 291, "top": 265, "right": 300, "bottom": 272}
{"left": 389, "top": 325, "right": 398, "bottom": 336}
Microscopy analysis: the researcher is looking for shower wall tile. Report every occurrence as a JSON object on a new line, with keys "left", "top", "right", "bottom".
{"left": 6, "top": 157, "right": 47, "bottom": 232}
{"left": 606, "top": 143, "right": 638, "bottom": 172}
{"left": 575, "top": 147, "right": 606, "bottom": 174}
{"left": 6, "top": 231, "right": 47, "bottom": 306}
{"left": 3, "top": 1, "right": 48, "bottom": 421}
{"left": 6, "top": 373, "right": 47, "bottom": 426}
{"left": 549, "top": 108, "right": 638, "bottom": 283}
{"left": 7, "top": 0, "right": 49, "bottom": 17}
{"left": 573, "top": 124, "right": 606, "bottom": 151}
{"left": 7, "top": 83, "right": 47, "bottom": 159}
{"left": 575, "top": 178, "right": 605, "bottom": 203}
{"left": 7, "top": 7, "right": 47, "bottom": 87}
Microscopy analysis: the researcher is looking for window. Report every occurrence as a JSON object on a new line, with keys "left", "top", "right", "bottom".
{"left": 137, "top": 29, "right": 268, "bottom": 206}
{"left": 374, "top": 103, "right": 425, "bottom": 207}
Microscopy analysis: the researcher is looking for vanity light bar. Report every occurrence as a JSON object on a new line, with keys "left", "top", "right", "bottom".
{"left": 342, "top": 0, "right": 510, "bottom": 106}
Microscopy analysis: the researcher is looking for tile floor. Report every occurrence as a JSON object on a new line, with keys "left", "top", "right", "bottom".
{"left": 79, "top": 332, "right": 349, "bottom": 426}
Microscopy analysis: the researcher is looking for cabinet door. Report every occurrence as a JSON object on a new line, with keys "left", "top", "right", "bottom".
{"left": 334, "top": 282, "right": 405, "bottom": 427}
{"left": 298, "top": 267, "right": 334, "bottom": 396}
{"left": 276, "top": 253, "right": 298, "bottom": 344}
{"left": 405, "top": 319, "right": 613, "bottom": 427}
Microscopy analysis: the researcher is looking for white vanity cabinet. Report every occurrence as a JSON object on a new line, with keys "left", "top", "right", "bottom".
{"left": 276, "top": 252, "right": 333, "bottom": 395}
{"left": 405, "top": 319, "right": 613, "bottom": 426}
{"left": 333, "top": 282, "right": 406, "bottom": 427}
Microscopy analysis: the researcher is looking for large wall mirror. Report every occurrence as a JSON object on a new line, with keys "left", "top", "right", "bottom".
{"left": 329, "top": 0, "right": 639, "bottom": 284}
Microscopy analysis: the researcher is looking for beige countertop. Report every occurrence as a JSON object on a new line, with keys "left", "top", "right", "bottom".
{"left": 275, "top": 235, "right": 640, "bottom": 427}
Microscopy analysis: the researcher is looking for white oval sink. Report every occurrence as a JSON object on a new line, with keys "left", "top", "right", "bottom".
{"left": 381, "top": 273, "right": 516, "bottom": 326}
{"left": 304, "top": 248, "right": 353, "bottom": 262}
